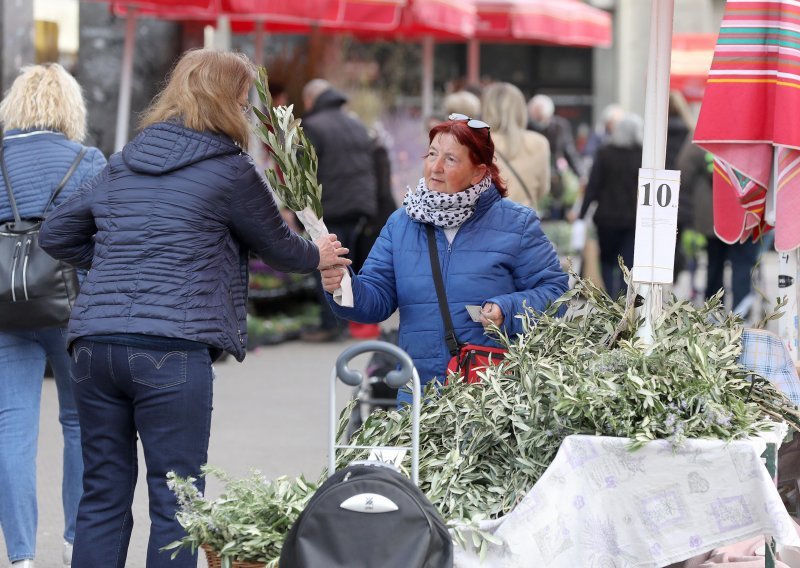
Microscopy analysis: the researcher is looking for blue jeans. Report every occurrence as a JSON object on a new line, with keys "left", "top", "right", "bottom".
{"left": 70, "top": 340, "right": 213, "bottom": 568}
{"left": 596, "top": 226, "right": 637, "bottom": 301}
{"left": 705, "top": 236, "right": 761, "bottom": 310}
{"left": 0, "top": 327, "right": 82, "bottom": 563}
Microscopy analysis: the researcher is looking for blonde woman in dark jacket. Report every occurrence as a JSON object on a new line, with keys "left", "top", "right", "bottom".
{"left": 40, "top": 50, "right": 350, "bottom": 568}
{"left": 0, "top": 63, "right": 107, "bottom": 568}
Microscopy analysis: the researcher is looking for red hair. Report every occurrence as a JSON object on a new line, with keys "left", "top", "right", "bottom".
{"left": 428, "top": 119, "right": 508, "bottom": 196}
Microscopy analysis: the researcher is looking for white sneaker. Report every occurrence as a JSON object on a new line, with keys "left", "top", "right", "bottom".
{"left": 62, "top": 541, "right": 73, "bottom": 567}
{"left": 11, "top": 560, "right": 34, "bottom": 568}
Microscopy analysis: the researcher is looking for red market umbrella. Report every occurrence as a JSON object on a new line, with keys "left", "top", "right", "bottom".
{"left": 474, "top": 0, "right": 611, "bottom": 47}
{"left": 98, "top": 0, "right": 475, "bottom": 37}
{"left": 88, "top": 0, "right": 476, "bottom": 149}
{"left": 694, "top": 0, "right": 800, "bottom": 252}
{"left": 463, "top": 0, "right": 611, "bottom": 86}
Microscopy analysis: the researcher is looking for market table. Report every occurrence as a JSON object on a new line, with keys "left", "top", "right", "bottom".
{"left": 455, "top": 427, "right": 798, "bottom": 568}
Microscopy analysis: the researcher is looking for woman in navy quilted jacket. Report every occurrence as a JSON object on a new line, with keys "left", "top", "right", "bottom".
{"left": 320, "top": 115, "right": 568, "bottom": 403}
{"left": 0, "top": 63, "right": 107, "bottom": 568}
{"left": 39, "top": 50, "right": 350, "bottom": 568}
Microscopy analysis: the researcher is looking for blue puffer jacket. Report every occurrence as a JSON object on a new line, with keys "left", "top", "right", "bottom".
{"left": 0, "top": 129, "right": 106, "bottom": 222}
{"left": 328, "top": 187, "right": 568, "bottom": 395}
{"left": 40, "top": 121, "right": 320, "bottom": 361}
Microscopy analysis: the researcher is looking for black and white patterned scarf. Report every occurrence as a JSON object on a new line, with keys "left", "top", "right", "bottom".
{"left": 402, "top": 176, "right": 492, "bottom": 229}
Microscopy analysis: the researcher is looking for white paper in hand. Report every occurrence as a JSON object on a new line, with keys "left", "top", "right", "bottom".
{"left": 465, "top": 305, "right": 483, "bottom": 323}
{"left": 295, "top": 207, "right": 354, "bottom": 307}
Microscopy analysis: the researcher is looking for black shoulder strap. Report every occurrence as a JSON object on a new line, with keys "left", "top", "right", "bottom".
{"left": 0, "top": 145, "right": 88, "bottom": 223}
{"left": 43, "top": 147, "right": 89, "bottom": 214}
{"left": 425, "top": 224, "right": 460, "bottom": 356}
{"left": 495, "top": 149, "right": 534, "bottom": 204}
{"left": 0, "top": 144, "right": 21, "bottom": 224}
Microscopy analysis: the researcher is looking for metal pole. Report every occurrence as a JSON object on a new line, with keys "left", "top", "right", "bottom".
{"left": 636, "top": 0, "right": 674, "bottom": 343}
{"left": 422, "top": 35, "right": 434, "bottom": 120}
{"left": 253, "top": 18, "right": 264, "bottom": 69}
{"left": 467, "top": 38, "right": 480, "bottom": 86}
{"left": 114, "top": 6, "right": 137, "bottom": 153}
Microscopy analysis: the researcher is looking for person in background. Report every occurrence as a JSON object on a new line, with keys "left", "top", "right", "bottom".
{"left": 481, "top": 82, "right": 550, "bottom": 210}
{"left": 676, "top": 139, "right": 761, "bottom": 312}
{"left": 300, "top": 78, "right": 378, "bottom": 342}
{"left": 39, "top": 49, "right": 350, "bottom": 568}
{"left": 581, "top": 103, "right": 625, "bottom": 165}
{"left": 0, "top": 63, "right": 107, "bottom": 568}
{"left": 527, "top": 94, "right": 586, "bottom": 220}
{"left": 578, "top": 113, "right": 643, "bottom": 300}
{"left": 319, "top": 115, "right": 568, "bottom": 402}
{"left": 443, "top": 90, "right": 482, "bottom": 121}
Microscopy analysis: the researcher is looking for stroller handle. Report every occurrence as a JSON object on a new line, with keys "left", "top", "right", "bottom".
{"left": 335, "top": 340, "right": 414, "bottom": 389}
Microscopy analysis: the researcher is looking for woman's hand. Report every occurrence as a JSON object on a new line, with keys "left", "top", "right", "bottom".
{"left": 315, "top": 233, "right": 351, "bottom": 271}
{"left": 479, "top": 302, "right": 504, "bottom": 328}
{"left": 320, "top": 265, "right": 347, "bottom": 293}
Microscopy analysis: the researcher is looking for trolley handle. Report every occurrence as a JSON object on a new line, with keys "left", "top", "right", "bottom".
{"left": 335, "top": 340, "right": 414, "bottom": 389}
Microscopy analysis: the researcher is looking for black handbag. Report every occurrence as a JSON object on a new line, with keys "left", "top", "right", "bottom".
{"left": 0, "top": 145, "right": 87, "bottom": 330}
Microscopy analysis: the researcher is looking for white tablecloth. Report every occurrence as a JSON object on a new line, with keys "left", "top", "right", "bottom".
{"left": 455, "top": 428, "right": 799, "bottom": 568}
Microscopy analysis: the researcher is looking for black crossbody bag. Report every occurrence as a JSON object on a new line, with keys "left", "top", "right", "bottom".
{"left": 425, "top": 224, "right": 506, "bottom": 384}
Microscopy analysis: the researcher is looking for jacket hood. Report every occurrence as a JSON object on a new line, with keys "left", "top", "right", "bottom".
{"left": 308, "top": 88, "right": 348, "bottom": 114}
{"left": 122, "top": 121, "right": 241, "bottom": 175}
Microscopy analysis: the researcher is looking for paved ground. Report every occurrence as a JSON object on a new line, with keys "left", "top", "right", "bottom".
{"left": 0, "top": 251, "right": 788, "bottom": 567}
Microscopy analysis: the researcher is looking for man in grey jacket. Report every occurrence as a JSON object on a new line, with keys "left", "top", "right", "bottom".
{"left": 301, "top": 79, "right": 378, "bottom": 341}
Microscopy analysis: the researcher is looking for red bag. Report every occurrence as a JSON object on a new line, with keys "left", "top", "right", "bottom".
{"left": 446, "top": 344, "right": 507, "bottom": 384}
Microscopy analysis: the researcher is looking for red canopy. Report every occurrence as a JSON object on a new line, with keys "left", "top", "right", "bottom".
{"left": 94, "top": 0, "right": 612, "bottom": 46}
{"left": 96, "top": 0, "right": 476, "bottom": 38}
{"left": 474, "top": 0, "right": 611, "bottom": 47}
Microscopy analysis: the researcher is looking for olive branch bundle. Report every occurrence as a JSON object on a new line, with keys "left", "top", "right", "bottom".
{"left": 252, "top": 68, "right": 322, "bottom": 219}
{"left": 251, "top": 68, "right": 353, "bottom": 306}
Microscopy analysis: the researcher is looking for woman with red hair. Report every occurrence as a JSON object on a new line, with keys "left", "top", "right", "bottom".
{"left": 321, "top": 115, "right": 568, "bottom": 403}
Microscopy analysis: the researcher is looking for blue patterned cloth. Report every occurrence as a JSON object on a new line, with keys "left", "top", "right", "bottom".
{"left": 739, "top": 328, "right": 800, "bottom": 406}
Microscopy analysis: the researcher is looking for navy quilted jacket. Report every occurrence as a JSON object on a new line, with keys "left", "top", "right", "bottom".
{"left": 0, "top": 129, "right": 106, "bottom": 222}
{"left": 40, "top": 121, "right": 319, "bottom": 361}
{"left": 328, "top": 188, "right": 568, "bottom": 394}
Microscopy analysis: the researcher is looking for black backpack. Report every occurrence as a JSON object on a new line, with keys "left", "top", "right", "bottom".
{"left": 278, "top": 462, "right": 452, "bottom": 568}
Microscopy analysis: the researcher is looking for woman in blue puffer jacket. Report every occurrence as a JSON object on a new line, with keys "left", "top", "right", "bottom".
{"left": 39, "top": 50, "right": 350, "bottom": 568}
{"left": 0, "top": 63, "right": 107, "bottom": 568}
{"left": 321, "top": 114, "right": 568, "bottom": 402}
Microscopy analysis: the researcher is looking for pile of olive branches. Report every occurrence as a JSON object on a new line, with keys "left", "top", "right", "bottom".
{"left": 336, "top": 275, "right": 800, "bottom": 550}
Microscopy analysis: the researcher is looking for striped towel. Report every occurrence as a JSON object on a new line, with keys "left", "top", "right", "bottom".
{"left": 739, "top": 328, "right": 800, "bottom": 405}
{"left": 694, "top": 0, "right": 800, "bottom": 251}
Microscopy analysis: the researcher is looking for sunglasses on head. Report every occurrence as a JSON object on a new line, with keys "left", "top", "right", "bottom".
{"left": 448, "top": 113, "right": 490, "bottom": 130}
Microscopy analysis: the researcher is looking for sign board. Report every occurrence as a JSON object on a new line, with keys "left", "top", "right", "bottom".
{"left": 632, "top": 168, "right": 681, "bottom": 284}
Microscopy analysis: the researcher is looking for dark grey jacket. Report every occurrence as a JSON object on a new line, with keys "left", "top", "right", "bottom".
{"left": 302, "top": 88, "right": 377, "bottom": 223}
{"left": 40, "top": 121, "right": 319, "bottom": 361}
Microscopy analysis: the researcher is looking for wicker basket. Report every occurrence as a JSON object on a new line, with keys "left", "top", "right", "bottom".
{"left": 201, "top": 544, "right": 267, "bottom": 568}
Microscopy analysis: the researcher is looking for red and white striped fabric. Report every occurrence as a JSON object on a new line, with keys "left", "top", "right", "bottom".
{"left": 694, "top": 0, "right": 800, "bottom": 251}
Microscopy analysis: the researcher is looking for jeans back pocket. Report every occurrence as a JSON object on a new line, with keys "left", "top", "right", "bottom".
{"left": 128, "top": 347, "right": 188, "bottom": 389}
{"left": 71, "top": 342, "right": 93, "bottom": 384}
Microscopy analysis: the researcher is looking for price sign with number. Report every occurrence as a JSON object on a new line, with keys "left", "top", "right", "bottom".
{"left": 632, "top": 168, "right": 681, "bottom": 284}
